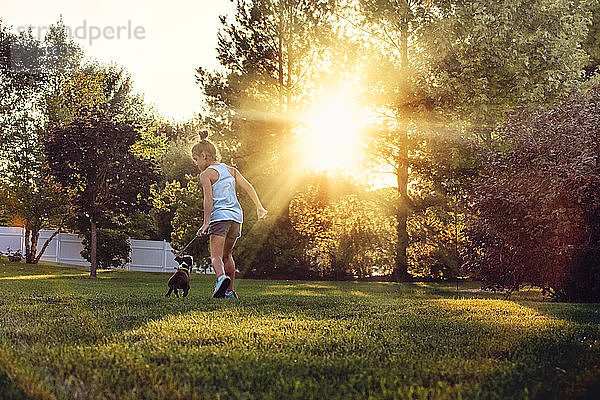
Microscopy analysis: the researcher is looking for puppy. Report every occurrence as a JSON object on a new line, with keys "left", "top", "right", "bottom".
{"left": 165, "top": 255, "right": 194, "bottom": 298}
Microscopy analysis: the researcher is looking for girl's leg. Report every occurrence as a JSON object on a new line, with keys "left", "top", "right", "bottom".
{"left": 223, "top": 237, "right": 238, "bottom": 290}
{"left": 209, "top": 235, "right": 226, "bottom": 277}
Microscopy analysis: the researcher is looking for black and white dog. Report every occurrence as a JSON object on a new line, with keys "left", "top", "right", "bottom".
{"left": 165, "top": 255, "right": 194, "bottom": 298}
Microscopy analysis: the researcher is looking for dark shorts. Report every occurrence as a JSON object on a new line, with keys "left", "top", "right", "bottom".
{"left": 207, "top": 220, "right": 242, "bottom": 239}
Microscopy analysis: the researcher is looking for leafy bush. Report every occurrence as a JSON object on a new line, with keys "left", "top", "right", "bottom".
{"left": 4, "top": 248, "right": 23, "bottom": 263}
{"left": 81, "top": 229, "right": 130, "bottom": 269}
{"left": 239, "top": 210, "right": 314, "bottom": 280}
{"left": 289, "top": 183, "right": 396, "bottom": 279}
{"left": 0, "top": 208, "right": 9, "bottom": 226}
{"left": 465, "top": 86, "right": 600, "bottom": 301}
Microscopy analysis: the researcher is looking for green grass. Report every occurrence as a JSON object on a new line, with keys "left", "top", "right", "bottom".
{"left": 0, "top": 259, "right": 599, "bottom": 399}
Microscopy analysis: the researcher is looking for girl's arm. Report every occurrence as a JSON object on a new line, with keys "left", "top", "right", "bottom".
{"left": 197, "top": 171, "right": 214, "bottom": 235}
{"left": 233, "top": 168, "right": 268, "bottom": 219}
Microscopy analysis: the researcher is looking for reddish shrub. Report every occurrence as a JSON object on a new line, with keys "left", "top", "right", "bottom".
{"left": 465, "top": 87, "right": 600, "bottom": 301}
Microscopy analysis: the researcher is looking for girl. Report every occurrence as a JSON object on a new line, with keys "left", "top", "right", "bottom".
{"left": 192, "top": 130, "right": 268, "bottom": 298}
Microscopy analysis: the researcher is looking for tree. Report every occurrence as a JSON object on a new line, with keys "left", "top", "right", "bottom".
{"left": 355, "top": 0, "right": 592, "bottom": 282}
{"left": 354, "top": 0, "right": 453, "bottom": 281}
{"left": 465, "top": 86, "right": 600, "bottom": 302}
{"left": 80, "top": 228, "right": 130, "bottom": 269}
{"left": 44, "top": 109, "right": 160, "bottom": 278}
{"left": 2, "top": 18, "right": 165, "bottom": 263}
{"left": 0, "top": 207, "right": 8, "bottom": 226}
{"left": 195, "top": 0, "right": 339, "bottom": 277}
{"left": 0, "top": 19, "right": 81, "bottom": 263}
{"left": 160, "top": 136, "right": 198, "bottom": 185}
{"left": 289, "top": 183, "right": 336, "bottom": 276}
{"left": 166, "top": 178, "right": 208, "bottom": 259}
{"left": 329, "top": 194, "right": 396, "bottom": 279}
{"left": 197, "top": 0, "right": 338, "bottom": 185}
{"left": 289, "top": 178, "right": 396, "bottom": 278}
{"left": 581, "top": 0, "right": 600, "bottom": 77}
{"left": 420, "top": 0, "right": 591, "bottom": 141}
{"left": 237, "top": 211, "right": 313, "bottom": 279}
{"left": 407, "top": 132, "right": 477, "bottom": 279}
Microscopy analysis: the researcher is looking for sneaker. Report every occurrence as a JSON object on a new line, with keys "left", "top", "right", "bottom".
{"left": 212, "top": 275, "right": 231, "bottom": 298}
{"left": 224, "top": 290, "right": 238, "bottom": 299}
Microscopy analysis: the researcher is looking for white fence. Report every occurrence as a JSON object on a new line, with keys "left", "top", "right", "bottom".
{"left": 0, "top": 226, "right": 214, "bottom": 274}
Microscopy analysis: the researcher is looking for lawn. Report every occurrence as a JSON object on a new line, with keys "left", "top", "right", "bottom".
{"left": 0, "top": 260, "right": 598, "bottom": 400}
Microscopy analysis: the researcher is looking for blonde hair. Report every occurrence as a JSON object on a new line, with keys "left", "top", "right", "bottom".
{"left": 191, "top": 130, "right": 220, "bottom": 162}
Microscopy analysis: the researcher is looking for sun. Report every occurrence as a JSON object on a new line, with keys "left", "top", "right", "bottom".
{"left": 300, "top": 91, "right": 364, "bottom": 173}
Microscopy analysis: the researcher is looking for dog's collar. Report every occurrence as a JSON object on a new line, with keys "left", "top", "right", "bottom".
{"left": 177, "top": 265, "right": 191, "bottom": 273}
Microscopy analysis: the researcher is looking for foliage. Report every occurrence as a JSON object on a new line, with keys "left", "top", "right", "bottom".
{"left": 0, "top": 182, "right": 71, "bottom": 263}
{"left": 238, "top": 209, "right": 313, "bottom": 279}
{"left": 120, "top": 211, "right": 162, "bottom": 241}
{"left": 465, "top": 86, "right": 600, "bottom": 302}
{"left": 289, "top": 183, "right": 335, "bottom": 273}
{"left": 4, "top": 248, "right": 23, "bottom": 262}
{"left": 353, "top": 0, "right": 461, "bottom": 281}
{"left": 156, "top": 118, "right": 203, "bottom": 142}
{"left": 5, "top": 2, "right": 600, "bottom": 286}
{"left": 196, "top": 0, "right": 340, "bottom": 208}
{"left": 354, "top": 0, "right": 594, "bottom": 282}
{"left": 420, "top": 0, "right": 592, "bottom": 140}
{"left": 0, "top": 365, "right": 30, "bottom": 400}
{"left": 0, "top": 207, "right": 8, "bottom": 226}
{"left": 195, "top": 0, "right": 343, "bottom": 279}
{"left": 44, "top": 108, "right": 160, "bottom": 222}
{"left": 1, "top": 19, "right": 162, "bottom": 264}
{"left": 45, "top": 60, "right": 157, "bottom": 129}
{"left": 355, "top": 0, "right": 595, "bottom": 284}
{"left": 210, "top": 0, "right": 336, "bottom": 107}
{"left": 0, "top": 19, "right": 79, "bottom": 263}
{"left": 583, "top": 0, "right": 600, "bottom": 75}
{"left": 290, "top": 182, "right": 396, "bottom": 278}
{"left": 80, "top": 229, "right": 130, "bottom": 268}
{"left": 408, "top": 207, "right": 464, "bottom": 279}
{"left": 1, "top": 261, "right": 599, "bottom": 399}
{"left": 329, "top": 194, "right": 396, "bottom": 278}
{"left": 407, "top": 132, "right": 477, "bottom": 279}
{"left": 159, "top": 137, "right": 198, "bottom": 185}
{"left": 166, "top": 177, "right": 209, "bottom": 260}
{"left": 149, "top": 181, "right": 183, "bottom": 243}
{"left": 156, "top": 175, "right": 313, "bottom": 278}
{"left": 129, "top": 120, "right": 169, "bottom": 164}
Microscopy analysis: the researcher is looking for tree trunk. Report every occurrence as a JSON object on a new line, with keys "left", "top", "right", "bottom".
{"left": 394, "top": 16, "right": 411, "bottom": 283}
{"left": 278, "top": 4, "right": 284, "bottom": 109}
{"left": 395, "top": 133, "right": 409, "bottom": 282}
{"left": 286, "top": 4, "right": 293, "bottom": 111}
{"left": 27, "top": 230, "right": 39, "bottom": 264}
{"left": 24, "top": 228, "right": 31, "bottom": 262}
{"left": 34, "top": 226, "right": 63, "bottom": 264}
{"left": 90, "top": 216, "right": 98, "bottom": 278}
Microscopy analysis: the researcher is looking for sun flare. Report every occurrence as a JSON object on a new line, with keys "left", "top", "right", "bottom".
{"left": 300, "top": 91, "right": 364, "bottom": 173}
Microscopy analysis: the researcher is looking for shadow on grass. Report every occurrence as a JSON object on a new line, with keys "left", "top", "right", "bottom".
{"left": 0, "top": 366, "right": 32, "bottom": 400}
{"left": 2, "top": 262, "right": 600, "bottom": 399}
{"left": 43, "top": 292, "right": 597, "bottom": 399}
{"left": 523, "top": 302, "right": 600, "bottom": 325}
{"left": 425, "top": 297, "right": 600, "bottom": 400}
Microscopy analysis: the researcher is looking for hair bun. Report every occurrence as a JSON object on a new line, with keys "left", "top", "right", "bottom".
{"left": 199, "top": 130, "right": 209, "bottom": 140}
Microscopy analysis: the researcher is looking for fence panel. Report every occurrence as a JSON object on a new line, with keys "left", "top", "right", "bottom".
{"left": 0, "top": 226, "right": 210, "bottom": 273}
{"left": 56, "top": 233, "right": 89, "bottom": 266}
{"left": 127, "top": 239, "right": 178, "bottom": 273}
{"left": 37, "top": 230, "right": 59, "bottom": 263}
{"left": 0, "top": 227, "right": 23, "bottom": 255}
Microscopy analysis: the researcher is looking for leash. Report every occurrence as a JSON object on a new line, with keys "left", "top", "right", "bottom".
{"left": 173, "top": 236, "right": 198, "bottom": 257}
